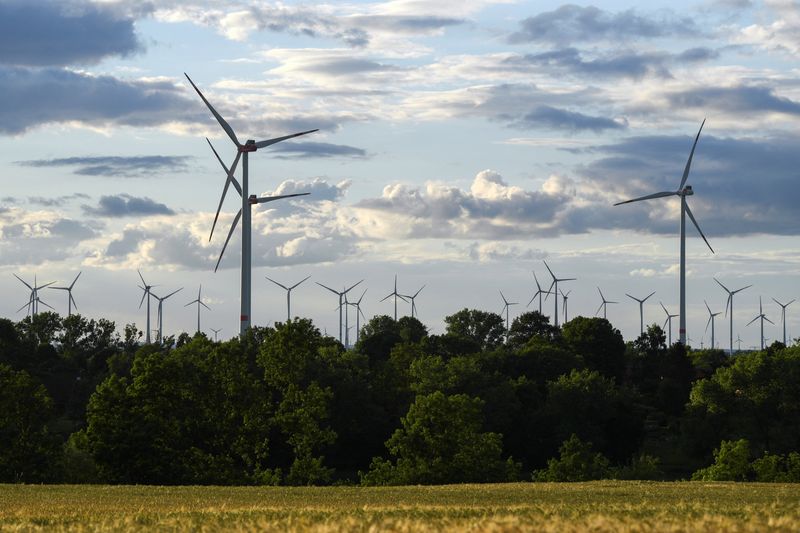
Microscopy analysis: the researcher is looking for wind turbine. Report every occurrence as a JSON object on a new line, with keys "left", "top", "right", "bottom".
{"left": 185, "top": 73, "right": 317, "bottom": 337}
{"left": 317, "top": 280, "right": 363, "bottom": 344}
{"left": 49, "top": 272, "right": 82, "bottom": 316}
{"left": 543, "top": 261, "right": 575, "bottom": 328}
{"left": 526, "top": 272, "right": 551, "bottom": 315}
{"left": 401, "top": 285, "right": 425, "bottom": 319}
{"left": 184, "top": 285, "right": 211, "bottom": 334}
{"left": 137, "top": 270, "right": 156, "bottom": 344}
{"left": 595, "top": 287, "right": 617, "bottom": 320}
{"left": 614, "top": 120, "right": 714, "bottom": 345}
{"left": 14, "top": 274, "right": 55, "bottom": 318}
{"left": 746, "top": 297, "right": 774, "bottom": 350}
{"left": 347, "top": 289, "right": 367, "bottom": 345}
{"left": 211, "top": 327, "right": 222, "bottom": 341}
{"left": 704, "top": 300, "right": 721, "bottom": 350}
{"left": 772, "top": 298, "right": 795, "bottom": 346}
{"left": 626, "top": 291, "right": 656, "bottom": 338}
{"left": 153, "top": 288, "right": 183, "bottom": 343}
{"left": 736, "top": 334, "right": 743, "bottom": 352}
{"left": 560, "top": 289, "right": 572, "bottom": 323}
{"left": 380, "top": 275, "right": 408, "bottom": 321}
{"left": 266, "top": 275, "right": 311, "bottom": 322}
{"left": 500, "top": 290, "right": 518, "bottom": 339}
{"left": 660, "top": 302, "right": 679, "bottom": 345}
{"left": 715, "top": 278, "right": 752, "bottom": 355}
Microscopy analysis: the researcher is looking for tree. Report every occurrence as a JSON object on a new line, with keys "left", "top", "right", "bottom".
{"left": 508, "top": 311, "right": 558, "bottom": 347}
{"left": 534, "top": 434, "right": 610, "bottom": 482}
{"left": 444, "top": 309, "right": 505, "bottom": 352}
{"left": 691, "top": 439, "right": 751, "bottom": 481}
{"left": 561, "top": 317, "right": 626, "bottom": 381}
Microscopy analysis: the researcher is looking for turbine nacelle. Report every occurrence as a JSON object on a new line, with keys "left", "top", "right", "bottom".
{"left": 681, "top": 185, "right": 694, "bottom": 196}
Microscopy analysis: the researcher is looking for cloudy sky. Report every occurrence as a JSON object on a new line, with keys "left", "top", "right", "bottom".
{"left": 1, "top": 0, "right": 798, "bottom": 348}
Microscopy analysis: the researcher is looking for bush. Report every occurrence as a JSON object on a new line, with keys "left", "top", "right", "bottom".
{"left": 613, "top": 454, "right": 663, "bottom": 480}
{"left": 534, "top": 434, "right": 611, "bottom": 482}
{"left": 691, "top": 439, "right": 751, "bottom": 481}
{"left": 752, "top": 451, "right": 800, "bottom": 482}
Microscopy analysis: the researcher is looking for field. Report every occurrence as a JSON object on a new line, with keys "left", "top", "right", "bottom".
{"left": 1, "top": 482, "right": 799, "bottom": 532}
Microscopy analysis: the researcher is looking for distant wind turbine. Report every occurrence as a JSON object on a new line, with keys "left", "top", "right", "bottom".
{"left": 266, "top": 275, "right": 310, "bottom": 322}
{"left": 500, "top": 290, "right": 518, "bottom": 339}
{"left": 380, "top": 275, "right": 408, "bottom": 321}
{"left": 736, "top": 334, "right": 743, "bottom": 352}
{"left": 153, "top": 288, "right": 183, "bottom": 343}
{"left": 137, "top": 270, "right": 156, "bottom": 344}
{"left": 772, "top": 298, "right": 795, "bottom": 346}
{"left": 317, "top": 280, "right": 363, "bottom": 344}
{"left": 211, "top": 327, "right": 222, "bottom": 341}
{"left": 560, "top": 289, "right": 573, "bottom": 323}
{"left": 746, "top": 297, "right": 774, "bottom": 350}
{"left": 401, "top": 285, "right": 425, "bottom": 319}
{"left": 527, "top": 272, "right": 551, "bottom": 315}
{"left": 660, "top": 302, "right": 679, "bottom": 345}
{"left": 347, "top": 289, "right": 367, "bottom": 345}
{"left": 543, "top": 261, "right": 575, "bottom": 328}
{"left": 715, "top": 278, "right": 752, "bottom": 355}
{"left": 184, "top": 284, "right": 211, "bottom": 334}
{"left": 704, "top": 300, "right": 721, "bottom": 350}
{"left": 50, "top": 272, "right": 82, "bottom": 317}
{"left": 185, "top": 73, "right": 316, "bottom": 337}
{"left": 627, "top": 291, "right": 656, "bottom": 337}
{"left": 14, "top": 274, "right": 55, "bottom": 318}
{"left": 614, "top": 120, "right": 714, "bottom": 345}
{"left": 595, "top": 287, "right": 617, "bottom": 320}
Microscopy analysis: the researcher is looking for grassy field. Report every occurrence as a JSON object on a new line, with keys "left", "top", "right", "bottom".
{"left": 1, "top": 482, "right": 799, "bottom": 532}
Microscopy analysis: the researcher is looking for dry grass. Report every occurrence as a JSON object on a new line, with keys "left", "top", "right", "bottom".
{"left": 1, "top": 482, "right": 799, "bottom": 532}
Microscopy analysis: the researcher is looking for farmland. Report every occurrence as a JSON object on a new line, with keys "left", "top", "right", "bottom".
{"left": 2, "top": 482, "right": 799, "bottom": 532}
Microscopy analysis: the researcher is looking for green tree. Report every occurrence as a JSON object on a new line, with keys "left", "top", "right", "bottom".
{"left": 444, "top": 309, "right": 505, "bottom": 352}
{"left": 561, "top": 317, "right": 626, "bottom": 381}
{"left": 508, "top": 311, "right": 558, "bottom": 347}
{"left": 534, "top": 434, "right": 610, "bottom": 482}
{"left": 691, "top": 439, "right": 751, "bottom": 481}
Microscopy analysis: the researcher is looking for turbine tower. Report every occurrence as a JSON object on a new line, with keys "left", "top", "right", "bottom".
{"left": 153, "top": 288, "right": 183, "bottom": 343}
{"left": 266, "top": 275, "right": 310, "bottom": 322}
{"left": 184, "top": 284, "right": 211, "bottom": 334}
{"left": 543, "top": 261, "right": 575, "bottom": 328}
{"left": 626, "top": 291, "right": 656, "bottom": 337}
{"left": 50, "top": 272, "right": 82, "bottom": 316}
{"left": 499, "top": 290, "right": 518, "bottom": 339}
{"left": 614, "top": 120, "right": 714, "bottom": 345}
{"left": 715, "top": 278, "right": 752, "bottom": 355}
{"left": 137, "top": 270, "right": 156, "bottom": 344}
{"left": 317, "top": 280, "right": 363, "bottom": 344}
{"left": 746, "top": 297, "right": 774, "bottom": 350}
{"left": 211, "top": 327, "right": 222, "bottom": 341}
{"left": 660, "top": 302, "right": 679, "bottom": 345}
{"left": 735, "top": 334, "right": 743, "bottom": 352}
{"left": 704, "top": 300, "right": 721, "bottom": 350}
{"left": 560, "top": 289, "right": 572, "bottom": 323}
{"left": 14, "top": 274, "right": 55, "bottom": 318}
{"left": 380, "top": 275, "right": 408, "bottom": 321}
{"left": 595, "top": 287, "right": 617, "bottom": 320}
{"left": 526, "top": 272, "right": 551, "bottom": 315}
{"left": 772, "top": 298, "right": 795, "bottom": 346}
{"left": 185, "top": 73, "right": 316, "bottom": 337}
{"left": 401, "top": 285, "right": 425, "bottom": 319}
{"left": 347, "top": 289, "right": 367, "bottom": 345}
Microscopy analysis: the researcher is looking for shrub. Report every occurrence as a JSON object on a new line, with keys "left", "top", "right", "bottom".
{"left": 534, "top": 434, "right": 611, "bottom": 482}
{"left": 691, "top": 439, "right": 751, "bottom": 481}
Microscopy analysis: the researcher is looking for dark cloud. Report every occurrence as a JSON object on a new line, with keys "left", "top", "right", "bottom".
{"left": 82, "top": 195, "right": 175, "bottom": 217}
{"left": 509, "top": 105, "right": 626, "bottom": 132}
{"left": 0, "top": 1, "right": 142, "bottom": 67}
{"left": 18, "top": 156, "right": 192, "bottom": 177}
{"left": 508, "top": 5, "right": 696, "bottom": 45}
{"left": 301, "top": 58, "right": 400, "bottom": 76}
{"left": 349, "top": 15, "right": 464, "bottom": 33}
{"left": 272, "top": 142, "right": 368, "bottom": 159}
{"left": 666, "top": 86, "right": 800, "bottom": 115}
{"left": 0, "top": 67, "right": 197, "bottom": 135}
{"left": 28, "top": 193, "right": 91, "bottom": 206}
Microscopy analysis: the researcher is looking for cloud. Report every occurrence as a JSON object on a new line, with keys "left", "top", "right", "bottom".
{"left": 509, "top": 105, "right": 627, "bottom": 132}
{"left": 18, "top": 155, "right": 193, "bottom": 177}
{"left": 272, "top": 142, "right": 368, "bottom": 159}
{"left": 82, "top": 195, "right": 175, "bottom": 218}
{"left": 0, "top": 68, "right": 196, "bottom": 135}
{"left": 27, "top": 193, "right": 91, "bottom": 207}
{"left": 269, "top": 178, "right": 351, "bottom": 201}
{"left": 0, "top": 1, "right": 142, "bottom": 67}
{"left": 508, "top": 5, "right": 697, "bottom": 45}
{"left": 665, "top": 85, "right": 800, "bottom": 116}
{"left": 733, "top": 0, "right": 800, "bottom": 55}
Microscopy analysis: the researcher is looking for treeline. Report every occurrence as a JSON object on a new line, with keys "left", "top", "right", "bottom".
{"left": 1, "top": 310, "right": 799, "bottom": 485}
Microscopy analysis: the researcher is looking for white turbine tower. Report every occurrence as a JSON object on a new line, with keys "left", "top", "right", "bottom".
{"left": 184, "top": 285, "right": 211, "bottom": 334}
{"left": 704, "top": 300, "right": 722, "bottom": 350}
{"left": 14, "top": 274, "right": 55, "bottom": 318}
{"left": 660, "top": 302, "right": 679, "bottom": 345}
{"left": 626, "top": 291, "right": 656, "bottom": 338}
{"left": 211, "top": 327, "right": 222, "bottom": 341}
{"left": 347, "top": 289, "right": 367, "bottom": 345}
{"left": 595, "top": 287, "right": 617, "bottom": 320}
{"left": 715, "top": 278, "right": 752, "bottom": 355}
{"left": 266, "top": 275, "right": 311, "bottom": 322}
{"left": 772, "top": 298, "right": 795, "bottom": 346}
{"left": 736, "top": 334, "right": 743, "bottom": 352}
{"left": 381, "top": 275, "right": 408, "bottom": 321}
{"left": 317, "top": 280, "right": 363, "bottom": 344}
{"left": 137, "top": 270, "right": 156, "bottom": 344}
{"left": 747, "top": 297, "right": 774, "bottom": 350}
{"left": 185, "top": 74, "right": 316, "bottom": 337}
{"left": 50, "top": 272, "right": 82, "bottom": 316}
{"left": 526, "top": 272, "right": 551, "bottom": 315}
{"left": 500, "top": 290, "right": 518, "bottom": 339}
{"left": 614, "top": 120, "right": 714, "bottom": 345}
{"left": 401, "top": 285, "right": 425, "bottom": 319}
{"left": 543, "top": 261, "right": 575, "bottom": 328}
{"left": 560, "top": 289, "right": 572, "bottom": 323}
{"left": 153, "top": 288, "right": 183, "bottom": 343}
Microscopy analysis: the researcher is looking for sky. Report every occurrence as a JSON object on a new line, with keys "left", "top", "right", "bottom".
{"left": 0, "top": 0, "right": 798, "bottom": 348}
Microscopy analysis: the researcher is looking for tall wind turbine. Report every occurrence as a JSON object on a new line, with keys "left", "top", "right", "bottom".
{"left": 50, "top": 272, "right": 82, "bottom": 316}
{"left": 772, "top": 298, "right": 795, "bottom": 346}
{"left": 614, "top": 120, "right": 714, "bottom": 345}
{"left": 137, "top": 270, "right": 156, "bottom": 344}
{"left": 595, "top": 287, "right": 617, "bottom": 320}
{"left": 526, "top": 272, "right": 551, "bottom": 315}
{"left": 500, "top": 291, "right": 518, "bottom": 339}
{"left": 401, "top": 285, "right": 425, "bottom": 319}
{"left": 14, "top": 274, "right": 55, "bottom": 318}
{"left": 211, "top": 327, "right": 222, "bottom": 341}
{"left": 660, "top": 302, "right": 679, "bottom": 345}
{"left": 715, "top": 278, "right": 752, "bottom": 355}
{"left": 184, "top": 285, "right": 211, "bottom": 334}
{"left": 627, "top": 291, "right": 656, "bottom": 337}
{"left": 153, "top": 288, "right": 183, "bottom": 343}
{"left": 347, "top": 289, "right": 367, "bottom": 345}
{"left": 704, "top": 300, "right": 721, "bottom": 350}
{"left": 381, "top": 275, "right": 408, "bottom": 321}
{"left": 746, "top": 297, "right": 774, "bottom": 350}
{"left": 543, "top": 261, "right": 575, "bottom": 327}
{"left": 266, "top": 275, "right": 310, "bottom": 322}
{"left": 317, "top": 280, "right": 363, "bottom": 344}
{"left": 185, "top": 73, "right": 317, "bottom": 337}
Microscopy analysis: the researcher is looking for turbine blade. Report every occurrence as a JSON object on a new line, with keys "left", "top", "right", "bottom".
{"left": 209, "top": 150, "right": 242, "bottom": 242}
{"left": 746, "top": 315, "right": 759, "bottom": 327}
{"left": 315, "top": 282, "right": 340, "bottom": 296}
{"left": 214, "top": 209, "right": 242, "bottom": 273}
{"left": 165, "top": 288, "right": 183, "bottom": 299}
{"left": 380, "top": 293, "right": 393, "bottom": 302}
{"left": 184, "top": 73, "right": 240, "bottom": 146}
{"left": 500, "top": 290, "right": 508, "bottom": 305}
{"left": 70, "top": 294, "right": 78, "bottom": 311}
{"left": 705, "top": 315, "right": 712, "bottom": 334}
{"left": 527, "top": 293, "right": 537, "bottom": 307}
{"left": 733, "top": 284, "right": 753, "bottom": 294}
{"left": 138, "top": 269, "right": 147, "bottom": 288}
{"left": 645, "top": 291, "right": 656, "bottom": 301}
{"left": 289, "top": 275, "right": 312, "bottom": 290}
{"left": 139, "top": 289, "right": 147, "bottom": 309}
{"left": 705, "top": 300, "right": 712, "bottom": 314}
{"left": 714, "top": 278, "right": 730, "bottom": 293}
{"left": 595, "top": 302, "right": 604, "bottom": 316}
{"left": 764, "top": 317, "right": 775, "bottom": 325}
{"left": 725, "top": 294, "right": 731, "bottom": 317}
{"left": 543, "top": 260, "right": 556, "bottom": 280}
{"left": 661, "top": 302, "right": 668, "bottom": 315}
{"left": 265, "top": 276, "right": 289, "bottom": 290}
{"left": 679, "top": 119, "right": 706, "bottom": 190}
{"left": 201, "top": 302, "right": 211, "bottom": 310}
{"left": 533, "top": 271, "right": 542, "bottom": 290}
{"left": 544, "top": 280, "right": 556, "bottom": 300}
{"left": 17, "top": 301, "right": 31, "bottom": 313}
{"left": 685, "top": 202, "right": 714, "bottom": 253}
{"left": 253, "top": 129, "right": 318, "bottom": 149}
{"left": 70, "top": 271, "right": 82, "bottom": 289}
{"left": 344, "top": 280, "right": 363, "bottom": 293}
{"left": 207, "top": 139, "right": 243, "bottom": 195}
{"left": 614, "top": 191, "right": 676, "bottom": 206}
{"left": 13, "top": 274, "right": 33, "bottom": 291}
{"left": 38, "top": 299, "right": 55, "bottom": 310}
{"left": 414, "top": 285, "right": 425, "bottom": 298}
{"left": 252, "top": 192, "right": 310, "bottom": 204}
